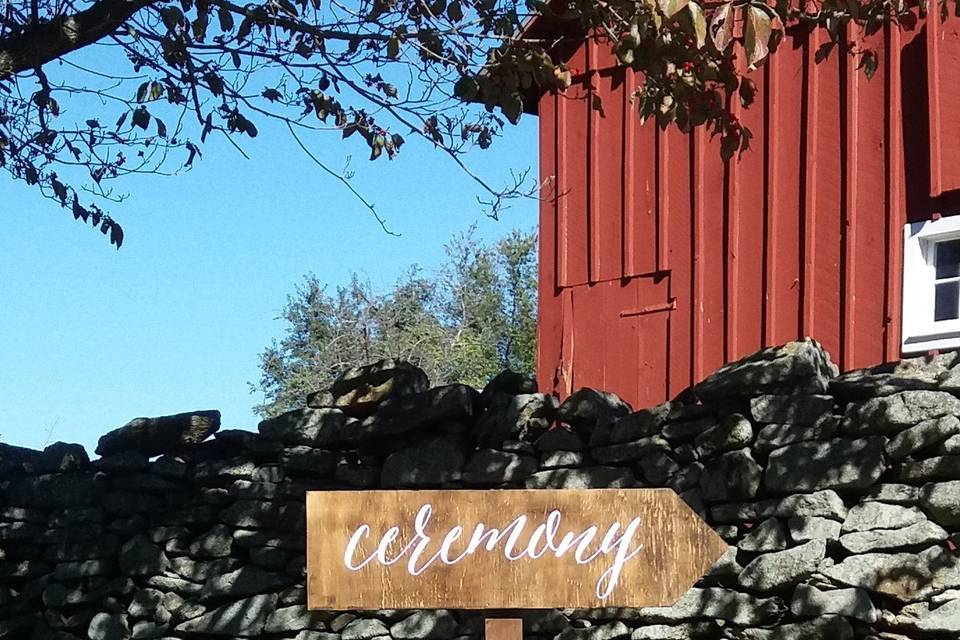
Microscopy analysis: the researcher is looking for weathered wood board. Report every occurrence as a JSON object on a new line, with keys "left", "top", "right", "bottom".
{"left": 485, "top": 619, "right": 522, "bottom": 640}
{"left": 306, "top": 489, "right": 727, "bottom": 610}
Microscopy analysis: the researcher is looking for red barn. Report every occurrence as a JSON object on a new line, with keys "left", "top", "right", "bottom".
{"left": 532, "top": 14, "right": 960, "bottom": 408}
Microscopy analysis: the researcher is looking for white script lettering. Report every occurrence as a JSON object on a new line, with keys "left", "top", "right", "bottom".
{"left": 342, "top": 504, "right": 645, "bottom": 599}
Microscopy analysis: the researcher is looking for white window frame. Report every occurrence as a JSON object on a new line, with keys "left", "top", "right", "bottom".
{"left": 902, "top": 216, "right": 960, "bottom": 353}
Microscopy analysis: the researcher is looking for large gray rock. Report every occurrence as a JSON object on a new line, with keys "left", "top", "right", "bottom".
{"left": 556, "top": 388, "right": 632, "bottom": 445}
{"left": 1, "top": 505, "right": 47, "bottom": 522}
{"left": 36, "top": 441, "right": 89, "bottom": 473}
{"left": 170, "top": 556, "right": 239, "bottom": 583}
{"left": 96, "top": 410, "right": 220, "bottom": 456}
{"left": 609, "top": 402, "right": 675, "bottom": 444}
{"left": 0, "top": 442, "right": 40, "bottom": 475}
{"left": 750, "top": 394, "right": 834, "bottom": 425}
{"left": 190, "top": 457, "right": 261, "bottom": 483}
{"left": 637, "top": 588, "right": 785, "bottom": 625}
{"left": 754, "top": 418, "right": 838, "bottom": 458}
{"left": 279, "top": 447, "right": 337, "bottom": 475}
{"left": 0, "top": 616, "right": 36, "bottom": 639}
{"left": 699, "top": 449, "right": 762, "bottom": 501}
{"left": 151, "top": 455, "right": 187, "bottom": 478}
{"left": 233, "top": 529, "right": 305, "bottom": 551}
{"left": 144, "top": 574, "right": 203, "bottom": 597}
{"left": 921, "top": 481, "right": 960, "bottom": 526}
{"left": 789, "top": 584, "right": 878, "bottom": 623}
{"left": 520, "top": 610, "right": 570, "bottom": 634}
{"left": 45, "top": 534, "right": 119, "bottom": 561}
{"left": 556, "top": 622, "right": 629, "bottom": 640}
{"left": 765, "top": 437, "right": 886, "bottom": 494}
{"left": 775, "top": 490, "right": 848, "bottom": 520}
{"left": 52, "top": 559, "right": 109, "bottom": 580}
{"left": 263, "top": 605, "right": 330, "bottom": 633}
{"left": 4, "top": 472, "right": 102, "bottom": 508}
{"left": 87, "top": 613, "right": 130, "bottom": 640}
{"left": 630, "top": 624, "right": 715, "bottom": 640}
{"left": 942, "top": 433, "right": 960, "bottom": 454}
{"left": 127, "top": 588, "right": 163, "bottom": 618}
{"left": 710, "top": 500, "right": 779, "bottom": 524}
{"left": 296, "top": 633, "right": 341, "bottom": 640}
{"left": 865, "top": 483, "right": 920, "bottom": 505}
{"left": 839, "top": 520, "right": 948, "bottom": 553}
{"left": 257, "top": 408, "right": 347, "bottom": 446}
{"left": 666, "top": 462, "right": 702, "bottom": 492}
{"left": 593, "top": 436, "right": 669, "bottom": 464}
{"left": 525, "top": 466, "right": 635, "bottom": 489}
{"left": 842, "top": 502, "right": 927, "bottom": 532}
{"left": 329, "top": 614, "right": 356, "bottom": 633}
{"left": 831, "top": 353, "right": 957, "bottom": 398}
{"left": 692, "top": 414, "right": 753, "bottom": 458}
{"left": 220, "top": 500, "right": 305, "bottom": 531}
{"left": 896, "top": 455, "right": 960, "bottom": 482}
{"left": 787, "top": 516, "right": 841, "bottom": 542}
{"left": 324, "top": 359, "right": 429, "bottom": 413}
{"left": 821, "top": 546, "right": 960, "bottom": 601}
{"left": 118, "top": 535, "right": 169, "bottom": 575}
{"left": 43, "top": 577, "right": 134, "bottom": 607}
{"left": 93, "top": 451, "right": 150, "bottom": 473}
{"left": 381, "top": 435, "right": 465, "bottom": 487}
{"left": 104, "top": 490, "right": 164, "bottom": 515}
{"left": 0, "top": 520, "right": 43, "bottom": 542}
{"left": 188, "top": 524, "right": 233, "bottom": 559}
{"left": 738, "top": 540, "right": 826, "bottom": 592}
{"left": 479, "top": 369, "right": 538, "bottom": 404}
{"left": 661, "top": 416, "right": 714, "bottom": 442}
{"left": 540, "top": 451, "right": 585, "bottom": 469}
{"left": 738, "top": 616, "right": 853, "bottom": 640}
{"left": 389, "top": 610, "right": 458, "bottom": 640}
{"left": 693, "top": 339, "right": 836, "bottom": 400}
{"left": 636, "top": 452, "right": 681, "bottom": 485}
{"left": 341, "top": 618, "right": 390, "bottom": 640}
{"left": 175, "top": 593, "right": 277, "bottom": 636}
{"left": 886, "top": 415, "right": 960, "bottom": 460}
{"left": 738, "top": 518, "right": 788, "bottom": 552}
{"left": 462, "top": 449, "right": 536, "bottom": 485}
{"left": 355, "top": 384, "right": 478, "bottom": 441}
{"left": 842, "top": 390, "right": 960, "bottom": 436}
{"left": 533, "top": 427, "right": 584, "bottom": 452}
{"left": 893, "top": 598, "right": 960, "bottom": 634}
{"left": 199, "top": 566, "right": 292, "bottom": 602}
{"left": 474, "top": 393, "right": 557, "bottom": 447}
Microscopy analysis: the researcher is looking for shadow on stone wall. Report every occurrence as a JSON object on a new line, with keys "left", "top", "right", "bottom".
{"left": 2, "top": 340, "right": 960, "bottom": 640}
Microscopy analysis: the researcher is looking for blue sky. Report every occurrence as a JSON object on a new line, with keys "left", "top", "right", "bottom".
{"left": 0, "top": 108, "right": 538, "bottom": 454}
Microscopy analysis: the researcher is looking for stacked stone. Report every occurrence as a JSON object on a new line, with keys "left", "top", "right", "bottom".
{"left": 2, "top": 345, "right": 960, "bottom": 640}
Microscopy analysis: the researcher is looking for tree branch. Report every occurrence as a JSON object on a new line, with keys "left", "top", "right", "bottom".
{"left": 0, "top": 0, "right": 154, "bottom": 78}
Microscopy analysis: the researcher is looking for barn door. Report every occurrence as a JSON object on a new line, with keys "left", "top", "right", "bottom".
{"left": 555, "top": 276, "right": 673, "bottom": 408}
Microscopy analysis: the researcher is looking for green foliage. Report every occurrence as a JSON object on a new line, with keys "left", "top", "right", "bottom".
{"left": 253, "top": 227, "right": 538, "bottom": 417}
{"left": 0, "top": 0, "right": 933, "bottom": 242}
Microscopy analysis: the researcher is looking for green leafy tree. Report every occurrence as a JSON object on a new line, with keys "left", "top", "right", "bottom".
{"left": 253, "top": 227, "right": 537, "bottom": 417}
{"left": 2, "top": 0, "right": 918, "bottom": 245}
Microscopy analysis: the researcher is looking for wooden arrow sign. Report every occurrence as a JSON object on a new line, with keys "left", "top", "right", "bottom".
{"left": 306, "top": 488, "right": 727, "bottom": 610}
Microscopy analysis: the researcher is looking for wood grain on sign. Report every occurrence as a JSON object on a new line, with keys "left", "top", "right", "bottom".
{"left": 306, "top": 489, "right": 727, "bottom": 610}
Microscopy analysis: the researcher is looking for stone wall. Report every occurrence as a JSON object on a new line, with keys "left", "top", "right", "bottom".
{"left": 3, "top": 339, "right": 960, "bottom": 640}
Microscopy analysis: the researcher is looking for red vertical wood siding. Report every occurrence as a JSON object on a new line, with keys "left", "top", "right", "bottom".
{"left": 926, "top": 12, "right": 960, "bottom": 198}
{"left": 536, "top": 21, "right": 951, "bottom": 409}
{"left": 663, "top": 128, "right": 693, "bottom": 399}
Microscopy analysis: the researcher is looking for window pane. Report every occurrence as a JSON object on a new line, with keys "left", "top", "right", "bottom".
{"left": 936, "top": 240, "right": 960, "bottom": 278}
{"left": 935, "top": 282, "right": 960, "bottom": 321}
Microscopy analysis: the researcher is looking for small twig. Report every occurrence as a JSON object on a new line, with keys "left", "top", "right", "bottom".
{"left": 286, "top": 121, "right": 399, "bottom": 236}
{"left": 42, "top": 417, "right": 59, "bottom": 447}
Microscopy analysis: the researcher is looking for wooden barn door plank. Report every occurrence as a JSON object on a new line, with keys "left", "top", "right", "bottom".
{"left": 537, "top": 91, "right": 563, "bottom": 396}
